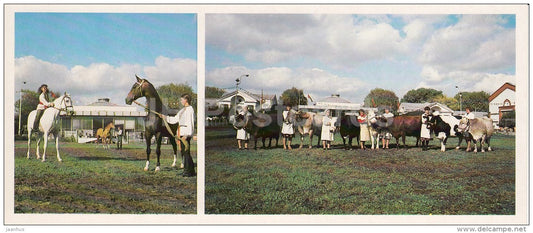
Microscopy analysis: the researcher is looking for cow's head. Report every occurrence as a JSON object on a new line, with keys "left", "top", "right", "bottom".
{"left": 456, "top": 118, "right": 469, "bottom": 133}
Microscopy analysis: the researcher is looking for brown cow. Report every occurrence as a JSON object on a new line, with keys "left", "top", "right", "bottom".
{"left": 389, "top": 115, "right": 421, "bottom": 148}
{"left": 457, "top": 117, "right": 494, "bottom": 153}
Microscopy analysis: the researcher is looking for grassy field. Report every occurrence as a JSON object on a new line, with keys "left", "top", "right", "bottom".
{"left": 205, "top": 126, "right": 515, "bottom": 215}
{"left": 14, "top": 140, "right": 197, "bottom": 214}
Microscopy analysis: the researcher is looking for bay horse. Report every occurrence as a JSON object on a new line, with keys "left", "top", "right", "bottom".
{"left": 26, "top": 93, "right": 73, "bottom": 162}
{"left": 96, "top": 122, "right": 115, "bottom": 149}
{"left": 125, "top": 75, "right": 179, "bottom": 172}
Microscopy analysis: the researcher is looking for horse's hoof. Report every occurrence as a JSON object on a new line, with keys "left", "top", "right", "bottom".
{"left": 455, "top": 147, "right": 460, "bottom": 150}
{"left": 180, "top": 163, "right": 184, "bottom": 169}
{"left": 488, "top": 147, "right": 492, "bottom": 151}
{"left": 144, "top": 167, "right": 149, "bottom": 171}
{"left": 58, "top": 159, "right": 63, "bottom": 162}
{"left": 155, "top": 166, "right": 161, "bottom": 172}
{"left": 172, "top": 163, "right": 177, "bottom": 167}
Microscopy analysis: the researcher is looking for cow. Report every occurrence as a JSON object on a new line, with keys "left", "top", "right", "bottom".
{"left": 437, "top": 115, "right": 473, "bottom": 150}
{"left": 233, "top": 111, "right": 280, "bottom": 149}
{"left": 295, "top": 111, "right": 323, "bottom": 148}
{"left": 389, "top": 115, "right": 421, "bottom": 148}
{"left": 339, "top": 114, "right": 360, "bottom": 150}
{"left": 367, "top": 110, "right": 385, "bottom": 150}
{"left": 427, "top": 114, "right": 451, "bottom": 152}
{"left": 456, "top": 117, "right": 494, "bottom": 153}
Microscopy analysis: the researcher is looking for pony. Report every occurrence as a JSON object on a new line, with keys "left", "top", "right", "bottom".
{"left": 96, "top": 122, "right": 115, "bottom": 149}
{"left": 26, "top": 93, "right": 73, "bottom": 162}
{"left": 125, "top": 75, "right": 180, "bottom": 172}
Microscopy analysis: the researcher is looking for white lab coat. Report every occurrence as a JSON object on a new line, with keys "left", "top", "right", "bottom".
{"left": 166, "top": 105, "right": 195, "bottom": 137}
{"left": 281, "top": 110, "right": 294, "bottom": 135}
{"left": 420, "top": 113, "right": 432, "bottom": 139}
{"left": 464, "top": 112, "right": 475, "bottom": 119}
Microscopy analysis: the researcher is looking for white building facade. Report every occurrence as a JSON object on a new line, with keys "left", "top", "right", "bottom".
{"left": 59, "top": 98, "right": 147, "bottom": 143}
{"left": 488, "top": 82, "right": 515, "bottom": 127}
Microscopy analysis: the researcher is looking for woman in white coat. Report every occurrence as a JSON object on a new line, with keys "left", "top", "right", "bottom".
{"left": 321, "top": 109, "right": 334, "bottom": 150}
{"left": 420, "top": 106, "right": 432, "bottom": 151}
{"left": 357, "top": 109, "right": 370, "bottom": 150}
{"left": 281, "top": 104, "right": 295, "bottom": 150}
{"left": 163, "top": 94, "right": 196, "bottom": 177}
{"left": 236, "top": 105, "right": 251, "bottom": 150}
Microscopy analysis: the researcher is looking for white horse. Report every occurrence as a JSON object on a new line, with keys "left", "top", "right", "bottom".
{"left": 26, "top": 93, "right": 73, "bottom": 162}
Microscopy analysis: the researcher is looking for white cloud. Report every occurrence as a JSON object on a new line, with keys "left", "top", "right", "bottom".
{"left": 15, "top": 56, "right": 196, "bottom": 105}
{"left": 419, "top": 15, "right": 514, "bottom": 73}
{"left": 206, "top": 14, "right": 407, "bottom": 68}
{"left": 416, "top": 15, "right": 515, "bottom": 97}
{"left": 206, "top": 66, "right": 369, "bottom": 103}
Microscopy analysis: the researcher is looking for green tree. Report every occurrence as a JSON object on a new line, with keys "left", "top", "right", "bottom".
{"left": 280, "top": 87, "right": 307, "bottom": 107}
{"left": 363, "top": 88, "right": 400, "bottom": 111}
{"left": 455, "top": 91, "right": 490, "bottom": 112}
{"left": 431, "top": 95, "right": 459, "bottom": 111}
{"left": 401, "top": 88, "right": 443, "bottom": 103}
{"left": 205, "top": 86, "right": 226, "bottom": 99}
{"left": 157, "top": 83, "right": 197, "bottom": 110}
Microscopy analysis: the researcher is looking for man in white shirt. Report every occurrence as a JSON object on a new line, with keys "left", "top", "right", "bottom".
{"left": 463, "top": 107, "right": 475, "bottom": 119}
{"left": 162, "top": 94, "right": 196, "bottom": 177}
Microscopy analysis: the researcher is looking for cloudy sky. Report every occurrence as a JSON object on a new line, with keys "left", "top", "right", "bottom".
{"left": 15, "top": 13, "right": 197, "bottom": 106}
{"left": 206, "top": 14, "right": 515, "bottom": 103}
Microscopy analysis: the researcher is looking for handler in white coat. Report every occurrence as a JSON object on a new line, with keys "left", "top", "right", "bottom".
{"left": 282, "top": 104, "right": 295, "bottom": 150}
{"left": 163, "top": 94, "right": 196, "bottom": 177}
{"left": 420, "top": 106, "right": 432, "bottom": 151}
{"left": 463, "top": 107, "right": 475, "bottom": 119}
{"left": 236, "top": 105, "right": 251, "bottom": 150}
{"left": 321, "top": 109, "right": 335, "bottom": 150}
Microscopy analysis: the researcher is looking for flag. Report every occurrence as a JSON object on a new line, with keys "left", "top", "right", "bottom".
{"left": 50, "top": 92, "right": 57, "bottom": 98}
{"left": 307, "top": 94, "right": 313, "bottom": 102}
{"left": 371, "top": 98, "right": 376, "bottom": 107}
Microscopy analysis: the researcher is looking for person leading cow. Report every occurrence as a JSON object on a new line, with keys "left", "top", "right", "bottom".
{"left": 420, "top": 106, "right": 432, "bottom": 151}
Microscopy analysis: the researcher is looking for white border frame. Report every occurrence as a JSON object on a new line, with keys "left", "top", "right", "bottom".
{"left": 3, "top": 4, "right": 529, "bottom": 225}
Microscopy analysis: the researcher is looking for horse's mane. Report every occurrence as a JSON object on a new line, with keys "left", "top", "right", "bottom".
{"left": 141, "top": 79, "right": 178, "bottom": 115}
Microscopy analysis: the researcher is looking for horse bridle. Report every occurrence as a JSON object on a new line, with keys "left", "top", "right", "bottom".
{"left": 51, "top": 95, "right": 74, "bottom": 114}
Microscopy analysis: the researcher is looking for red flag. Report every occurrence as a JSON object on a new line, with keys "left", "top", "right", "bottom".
{"left": 397, "top": 100, "right": 400, "bottom": 110}
{"left": 371, "top": 98, "right": 376, "bottom": 107}
{"left": 307, "top": 94, "right": 313, "bottom": 102}
{"left": 50, "top": 92, "right": 57, "bottom": 98}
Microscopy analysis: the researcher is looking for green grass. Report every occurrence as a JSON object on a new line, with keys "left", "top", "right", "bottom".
{"left": 205, "top": 127, "right": 515, "bottom": 215}
{"left": 14, "top": 140, "right": 197, "bottom": 214}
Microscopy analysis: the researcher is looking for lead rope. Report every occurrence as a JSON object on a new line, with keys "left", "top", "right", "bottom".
{"left": 132, "top": 100, "right": 188, "bottom": 151}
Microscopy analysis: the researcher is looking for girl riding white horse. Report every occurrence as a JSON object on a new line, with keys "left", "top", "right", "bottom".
{"left": 27, "top": 93, "right": 73, "bottom": 162}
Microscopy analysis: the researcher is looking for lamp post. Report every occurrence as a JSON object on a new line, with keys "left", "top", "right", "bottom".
{"left": 234, "top": 74, "right": 249, "bottom": 114}
{"left": 18, "top": 81, "right": 26, "bottom": 135}
{"left": 459, "top": 93, "right": 463, "bottom": 113}
{"left": 456, "top": 85, "right": 462, "bottom": 113}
